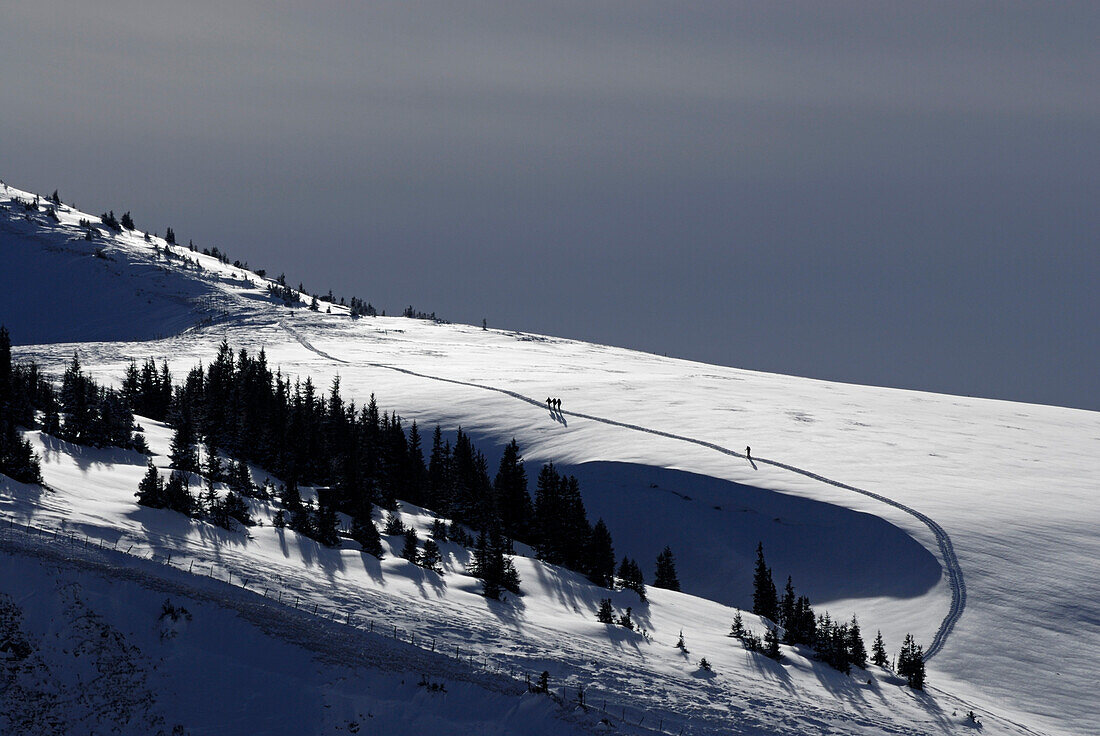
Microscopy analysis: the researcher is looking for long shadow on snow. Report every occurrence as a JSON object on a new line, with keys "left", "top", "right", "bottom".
{"left": 558, "top": 462, "right": 940, "bottom": 609}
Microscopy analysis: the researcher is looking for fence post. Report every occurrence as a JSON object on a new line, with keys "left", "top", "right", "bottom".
{"left": 189, "top": 560, "right": 194, "bottom": 572}
{"left": 346, "top": 611, "right": 351, "bottom": 625}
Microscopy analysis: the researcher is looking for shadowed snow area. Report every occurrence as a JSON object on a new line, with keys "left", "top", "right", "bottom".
{"left": 0, "top": 213, "right": 233, "bottom": 344}
{"left": 567, "top": 462, "right": 940, "bottom": 606}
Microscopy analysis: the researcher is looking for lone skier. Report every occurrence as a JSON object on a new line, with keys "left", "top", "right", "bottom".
{"left": 745, "top": 446, "right": 751, "bottom": 460}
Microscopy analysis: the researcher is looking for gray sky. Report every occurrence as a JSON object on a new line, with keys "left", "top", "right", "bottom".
{"left": 3, "top": 2, "right": 1098, "bottom": 410}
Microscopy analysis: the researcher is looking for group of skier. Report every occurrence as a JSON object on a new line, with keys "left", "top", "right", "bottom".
{"left": 546, "top": 397, "right": 562, "bottom": 412}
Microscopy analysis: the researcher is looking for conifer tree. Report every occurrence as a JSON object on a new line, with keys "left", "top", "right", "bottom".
{"left": 752, "top": 542, "right": 779, "bottom": 622}
{"left": 314, "top": 500, "right": 340, "bottom": 546}
{"left": 653, "top": 545, "right": 680, "bottom": 591}
{"left": 596, "top": 598, "right": 615, "bottom": 624}
{"left": 897, "top": 634, "right": 926, "bottom": 689}
{"left": 467, "top": 526, "right": 520, "bottom": 599}
{"left": 383, "top": 511, "right": 405, "bottom": 535}
{"left": 871, "top": 630, "right": 889, "bottom": 668}
{"left": 786, "top": 595, "right": 816, "bottom": 646}
{"left": 427, "top": 426, "right": 452, "bottom": 513}
{"left": 163, "top": 471, "right": 197, "bottom": 515}
{"left": 617, "top": 557, "right": 646, "bottom": 601}
{"left": 405, "top": 420, "right": 428, "bottom": 506}
{"left": 764, "top": 625, "right": 783, "bottom": 661}
{"left": 169, "top": 408, "right": 199, "bottom": 474}
{"left": 493, "top": 438, "right": 531, "bottom": 541}
{"left": 0, "top": 421, "right": 43, "bottom": 485}
{"left": 135, "top": 462, "right": 165, "bottom": 508}
{"left": 419, "top": 538, "right": 443, "bottom": 572}
{"left": 584, "top": 518, "right": 615, "bottom": 588}
{"left": 351, "top": 513, "right": 384, "bottom": 558}
{"left": 847, "top": 616, "right": 867, "bottom": 669}
{"left": 618, "top": 607, "right": 634, "bottom": 630}
{"left": 729, "top": 610, "right": 745, "bottom": 639}
{"left": 401, "top": 527, "right": 419, "bottom": 561}
{"left": 60, "top": 353, "right": 92, "bottom": 443}
{"left": 220, "top": 491, "right": 254, "bottom": 529}
{"left": 779, "top": 576, "right": 797, "bottom": 629}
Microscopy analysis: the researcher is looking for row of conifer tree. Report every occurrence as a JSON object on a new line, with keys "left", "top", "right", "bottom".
{"left": 746, "top": 541, "right": 925, "bottom": 688}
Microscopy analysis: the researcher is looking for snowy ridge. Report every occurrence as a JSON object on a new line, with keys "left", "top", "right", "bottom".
{"left": 4, "top": 179, "right": 1100, "bottom": 735}
{"left": 280, "top": 319, "right": 965, "bottom": 660}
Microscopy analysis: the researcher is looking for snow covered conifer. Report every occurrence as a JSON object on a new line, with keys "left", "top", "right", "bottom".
{"left": 618, "top": 607, "right": 635, "bottom": 630}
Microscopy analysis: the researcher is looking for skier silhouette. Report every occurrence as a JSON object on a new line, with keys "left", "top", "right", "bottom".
{"left": 555, "top": 398, "right": 561, "bottom": 411}
{"left": 745, "top": 446, "right": 751, "bottom": 459}
{"left": 547, "top": 397, "right": 552, "bottom": 410}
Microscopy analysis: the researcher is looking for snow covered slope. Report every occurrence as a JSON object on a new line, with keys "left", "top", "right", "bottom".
{"left": 3, "top": 181, "right": 1099, "bottom": 735}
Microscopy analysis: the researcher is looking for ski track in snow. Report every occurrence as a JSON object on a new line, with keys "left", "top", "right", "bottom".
{"left": 281, "top": 321, "right": 965, "bottom": 660}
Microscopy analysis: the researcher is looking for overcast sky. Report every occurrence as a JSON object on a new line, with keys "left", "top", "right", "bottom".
{"left": 2, "top": 2, "right": 1097, "bottom": 410}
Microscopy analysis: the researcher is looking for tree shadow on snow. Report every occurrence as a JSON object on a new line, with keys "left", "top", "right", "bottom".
{"left": 38, "top": 433, "right": 148, "bottom": 474}
{"left": 558, "top": 461, "right": 942, "bottom": 608}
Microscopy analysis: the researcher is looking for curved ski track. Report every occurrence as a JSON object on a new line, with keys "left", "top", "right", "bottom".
{"left": 281, "top": 322, "right": 964, "bottom": 659}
